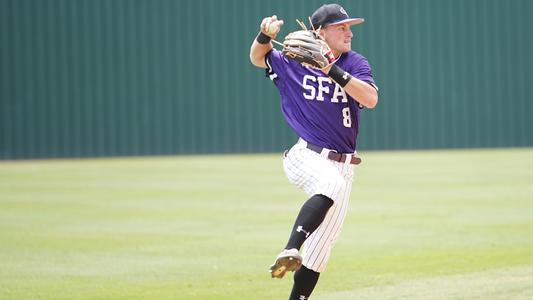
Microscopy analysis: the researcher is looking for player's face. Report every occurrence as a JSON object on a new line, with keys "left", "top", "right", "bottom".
{"left": 322, "top": 23, "right": 353, "bottom": 56}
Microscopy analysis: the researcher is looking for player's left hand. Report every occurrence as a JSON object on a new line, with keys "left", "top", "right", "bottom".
{"left": 282, "top": 29, "right": 336, "bottom": 69}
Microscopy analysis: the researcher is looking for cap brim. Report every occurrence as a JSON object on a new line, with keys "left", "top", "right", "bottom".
{"left": 329, "top": 18, "right": 365, "bottom": 26}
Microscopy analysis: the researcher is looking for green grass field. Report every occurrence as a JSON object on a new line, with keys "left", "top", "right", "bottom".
{"left": 1, "top": 148, "right": 533, "bottom": 300}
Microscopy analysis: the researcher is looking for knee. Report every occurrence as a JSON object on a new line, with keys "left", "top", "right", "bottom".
{"left": 309, "top": 194, "right": 334, "bottom": 210}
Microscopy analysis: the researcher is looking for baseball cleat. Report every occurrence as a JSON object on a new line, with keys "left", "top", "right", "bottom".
{"left": 269, "top": 248, "right": 302, "bottom": 279}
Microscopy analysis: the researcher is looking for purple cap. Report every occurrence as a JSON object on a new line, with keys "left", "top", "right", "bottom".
{"left": 311, "top": 4, "right": 364, "bottom": 29}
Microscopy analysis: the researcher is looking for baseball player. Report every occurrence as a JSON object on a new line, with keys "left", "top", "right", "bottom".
{"left": 249, "top": 3, "right": 378, "bottom": 300}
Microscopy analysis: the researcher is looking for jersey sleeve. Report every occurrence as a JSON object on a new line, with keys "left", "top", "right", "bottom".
{"left": 265, "top": 49, "right": 289, "bottom": 82}
{"left": 350, "top": 55, "right": 379, "bottom": 91}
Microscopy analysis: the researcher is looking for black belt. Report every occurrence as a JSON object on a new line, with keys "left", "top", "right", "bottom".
{"left": 306, "top": 143, "right": 362, "bottom": 165}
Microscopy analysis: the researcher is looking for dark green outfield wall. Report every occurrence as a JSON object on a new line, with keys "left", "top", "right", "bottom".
{"left": 1, "top": 0, "right": 532, "bottom": 159}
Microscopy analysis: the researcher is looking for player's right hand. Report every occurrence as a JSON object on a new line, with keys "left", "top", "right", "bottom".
{"left": 261, "top": 15, "right": 284, "bottom": 38}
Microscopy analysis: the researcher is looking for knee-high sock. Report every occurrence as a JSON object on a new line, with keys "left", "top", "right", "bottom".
{"left": 289, "top": 265, "right": 320, "bottom": 300}
{"left": 285, "top": 194, "right": 334, "bottom": 250}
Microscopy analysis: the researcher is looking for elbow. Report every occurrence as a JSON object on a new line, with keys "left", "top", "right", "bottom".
{"left": 249, "top": 41, "right": 270, "bottom": 68}
{"left": 250, "top": 53, "right": 267, "bottom": 69}
{"left": 368, "top": 97, "right": 378, "bottom": 109}
{"left": 249, "top": 45, "right": 256, "bottom": 66}
{"left": 249, "top": 49, "right": 256, "bottom": 65}
{"left": 249, "top": 51, "right": 256, "bottom": 66}
{"left": 365, "top": 93, "right": 379, "bottom": 109}
{"left": 250, "top": 53, "right": 260, "bottom": 67}
{"left": 249, "top": 51, "right": 263, "bottom": 68}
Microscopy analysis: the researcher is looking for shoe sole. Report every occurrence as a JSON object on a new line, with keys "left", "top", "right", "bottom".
{"left": 269, "top": 254, "right": 302, "bottom": 278}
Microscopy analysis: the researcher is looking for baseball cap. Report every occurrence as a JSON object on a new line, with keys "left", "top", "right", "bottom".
{"left": 311, "top": 4, "right": 364, "bottom": 29}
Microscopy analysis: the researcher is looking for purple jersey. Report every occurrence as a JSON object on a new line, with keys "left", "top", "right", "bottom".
{"left": 266, "top": 49, "right": 376, "bottom": 153}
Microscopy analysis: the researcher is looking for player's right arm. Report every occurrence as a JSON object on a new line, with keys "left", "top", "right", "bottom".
{"left": 250, "top": 16, "right": 284, "bottom": 69}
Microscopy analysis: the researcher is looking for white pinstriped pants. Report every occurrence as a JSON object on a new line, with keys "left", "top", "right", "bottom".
{"left": 282, "top": 139, "right": 355, "bottom": 273}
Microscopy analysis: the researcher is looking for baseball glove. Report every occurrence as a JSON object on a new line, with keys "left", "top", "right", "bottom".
{"left": 282, "top": 20, "right": 336, "bottom": 69}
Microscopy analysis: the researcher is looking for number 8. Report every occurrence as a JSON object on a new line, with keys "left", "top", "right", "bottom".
{"left": 342, "top": 107, "right": 351, "bottom": 128}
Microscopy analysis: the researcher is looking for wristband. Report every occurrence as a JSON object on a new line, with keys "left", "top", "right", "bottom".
{"left": 256, "top": 32, "right": 271, "bottom": 44}
{"left": 328, "top": 64, "right": 352, "bottom": 87}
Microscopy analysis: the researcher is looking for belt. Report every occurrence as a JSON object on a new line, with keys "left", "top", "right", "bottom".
{"left": 305, "top": 142, "right": 362, "bottom": 165}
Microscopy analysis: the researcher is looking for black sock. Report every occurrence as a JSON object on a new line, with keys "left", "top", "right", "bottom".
{"left": 285, "top": 194, "right": 334, "bottom": 250}
{"left": 289, "top": 265, "right": 320, "bottom": 300}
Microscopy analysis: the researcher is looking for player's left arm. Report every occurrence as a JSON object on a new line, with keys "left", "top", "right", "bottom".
{"left": 323, "top": 64, "right": 378, "bottom": 109}
{"left": 342, "top": 76, "right": 378, "bottom": 109}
